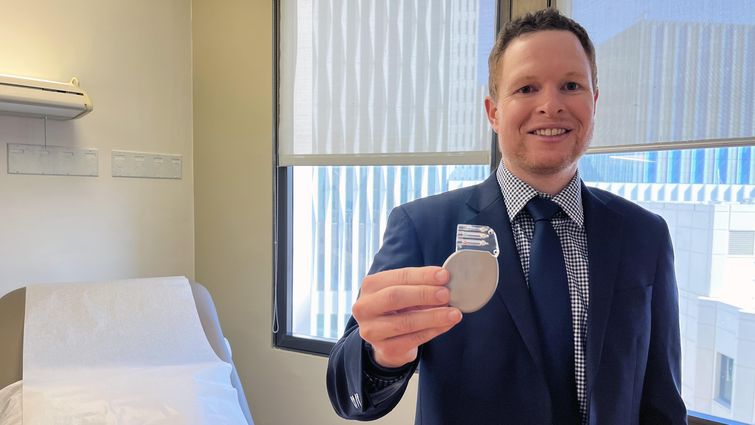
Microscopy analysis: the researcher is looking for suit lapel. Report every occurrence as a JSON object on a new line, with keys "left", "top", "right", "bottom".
{"left": 465, "top": 175, "right": 545, "bottom": 374}
{"left": 581, "top": 184, "right": 624, "bottom": 402}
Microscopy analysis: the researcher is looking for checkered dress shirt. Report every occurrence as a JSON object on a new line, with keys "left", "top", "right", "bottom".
{"left": 496, "top": 162, "right": 590, "bottom": 424}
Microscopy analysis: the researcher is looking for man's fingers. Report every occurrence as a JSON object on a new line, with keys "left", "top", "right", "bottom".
{"left": 370, "top": 321, "right": 461, "bottom": 368}
{"left": 358, "top": 307, "right": 462, "bottom": 343}
{"left": 352, "top": 266, "right": 459, "bottom": 368}
{"left": 362, "top": 267, "right": 449, "bottom": 294}
{"left": 353, "top": 285, "right": 450, "bottom": 319}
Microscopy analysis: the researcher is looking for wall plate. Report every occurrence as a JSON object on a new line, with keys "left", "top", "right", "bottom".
{"left": 112, "top": 150, "right": 182, "bottom": 179}
{"left": 7, "top": 143, "right": 98, "bottom": 177}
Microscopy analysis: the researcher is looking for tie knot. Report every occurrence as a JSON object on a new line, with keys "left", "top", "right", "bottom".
{"left": 525, "top": 196, "right": 561, "bottom": 221}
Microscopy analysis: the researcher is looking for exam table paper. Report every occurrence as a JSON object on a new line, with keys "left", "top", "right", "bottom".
{"left": 22, "top": 276, "right": 247, "bottom": 425}
{"left": 0, "top": 380, "right": 22, "bottom": 425}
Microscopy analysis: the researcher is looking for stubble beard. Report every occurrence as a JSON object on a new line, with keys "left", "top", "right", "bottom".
{"left": 508, "top": 129, "right": 593, "bottom": 178}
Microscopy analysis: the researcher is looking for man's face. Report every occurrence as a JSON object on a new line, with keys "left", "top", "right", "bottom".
{"left": 485, "top": 30, "right": 598, "bottom": 186}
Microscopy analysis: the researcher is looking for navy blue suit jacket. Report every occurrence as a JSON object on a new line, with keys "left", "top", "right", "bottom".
{"left": 327, "top": 174, "right": 687, "bottom": 424}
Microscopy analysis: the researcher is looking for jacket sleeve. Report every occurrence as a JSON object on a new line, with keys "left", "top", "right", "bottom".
{"left": 639, "top": 217, "right": 688, "bottom": 424}
{"left": 325, "top": 205, "right": 424, "bottom": 420}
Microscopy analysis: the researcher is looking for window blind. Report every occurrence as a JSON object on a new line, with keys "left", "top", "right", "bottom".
{"left": 278, "top": 0, "right": 496, "bottom": 166}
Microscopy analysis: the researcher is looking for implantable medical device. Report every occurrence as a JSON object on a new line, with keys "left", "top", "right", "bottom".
{"left": 443, "top": 224, "right": 499, "bottom": 313}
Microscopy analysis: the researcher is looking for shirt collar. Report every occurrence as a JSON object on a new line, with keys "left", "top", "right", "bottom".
{"left": 495, "top": 161, "right": 584, "bottom": 227}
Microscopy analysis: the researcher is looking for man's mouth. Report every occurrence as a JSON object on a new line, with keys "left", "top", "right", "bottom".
{"left": 530, "top": 128, "right": 570, "bottom": 136}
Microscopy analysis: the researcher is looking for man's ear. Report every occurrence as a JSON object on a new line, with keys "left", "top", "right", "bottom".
{"left": 593, "top": 87, "right": 599, "bottom": 114}
{"left": 484, "top": 96, "right": 499, "bottom": 133}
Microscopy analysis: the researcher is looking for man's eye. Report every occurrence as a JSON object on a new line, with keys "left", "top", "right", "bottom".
{"left": 517, "top": 85, "right": 534, "bottom": 94}
{"left": 564, "top": 82, "right": 580, "bottom": 91}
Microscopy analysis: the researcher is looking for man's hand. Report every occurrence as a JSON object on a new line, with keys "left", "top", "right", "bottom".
{"left": 352, "top": 266, "right": 463, "bottom": 368}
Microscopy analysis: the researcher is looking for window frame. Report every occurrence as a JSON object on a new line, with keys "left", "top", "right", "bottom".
{"left": 274, "top": 166, "right": 335, "bottom": 356}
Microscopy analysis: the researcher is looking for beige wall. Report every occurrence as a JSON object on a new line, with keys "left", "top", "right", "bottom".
{"left": 191, "top": 1, "right": 419, "bottom": 424}
{"left": 0, "top": 0, "right": 194, "bottom": 295}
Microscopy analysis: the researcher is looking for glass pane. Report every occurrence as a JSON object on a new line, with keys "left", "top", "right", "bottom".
{"left": 291, "top": 164, "right": 489, "bottom": 340}
{"left": 580, "top": 147, "right": 755, "bottom": 423}
{"left": 279, "top": 0, "right": 497, "bottom": 163}
{"left": 565, "top": 0, "right": 754, "bottom": 148}
{"left": 716, "top": 354, "right": 734, "bottom": 406}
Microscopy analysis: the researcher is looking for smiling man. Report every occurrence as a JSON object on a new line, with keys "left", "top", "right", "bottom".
{"left": 485, "top": 27, "right": 598, "bottom": 195}
{"left": 327, "top": 8, "right": 687, "bottom": 425}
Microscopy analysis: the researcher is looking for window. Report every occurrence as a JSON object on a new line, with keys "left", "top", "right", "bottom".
{"left": 275, "top": 0, "right": 498, "bottom": 353}
{"left": 716, "top": 354, "right": 734, "bottom": 407}
{"left": 288, "top": 164, "right": 489, "bottom": 342}
{"left": 728, "top": 231, "right": 755, "bottom": 256}
{"left": 275, "top": 0, "right": 754, "bottom": 423}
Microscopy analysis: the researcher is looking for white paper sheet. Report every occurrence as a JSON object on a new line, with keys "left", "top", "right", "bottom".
{"left": 22, "top": 276, "right": 247, "bottom": 425}
{"left": 0, "top": 380, "right": 22, "bottom": 425}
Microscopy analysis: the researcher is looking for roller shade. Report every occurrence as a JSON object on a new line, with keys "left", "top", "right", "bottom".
{"left": 278, "top": 0, "right": 496, "bottom": 166}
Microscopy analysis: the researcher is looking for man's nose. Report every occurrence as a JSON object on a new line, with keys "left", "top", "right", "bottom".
{"left": 537, "top": 89, "right": 565, "bottom": 116}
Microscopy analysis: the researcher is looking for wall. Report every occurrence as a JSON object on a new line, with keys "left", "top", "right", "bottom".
{"left": 191, "top": 1, "right": 418, "bottom": 423}
{"left": 0, "top": 0, "right": 194, "bottom": 295}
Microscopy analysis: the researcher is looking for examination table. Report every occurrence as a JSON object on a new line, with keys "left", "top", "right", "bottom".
{"left": 0, "top": 281, "right": 253, "bottom": 425}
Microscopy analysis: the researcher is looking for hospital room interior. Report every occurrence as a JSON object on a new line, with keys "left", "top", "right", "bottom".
{"left": 0, "top": 1, "right": 330, "bottom": 423}
{"left": 1, "top": 0, "right": 753, "bottom": 424}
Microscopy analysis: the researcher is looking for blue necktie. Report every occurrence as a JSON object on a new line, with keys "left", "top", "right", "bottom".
{"left": 526, "top": 196, "right": 579, "bottom": 424}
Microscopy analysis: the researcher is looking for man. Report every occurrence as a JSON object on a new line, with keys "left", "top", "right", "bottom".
{"left": 327, "top": 8, "right": 686, "bottom": 425}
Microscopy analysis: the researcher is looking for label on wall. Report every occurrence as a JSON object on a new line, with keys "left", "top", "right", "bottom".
{"left": 7, "top": 143, "right": 98, "bottom": 177}
{"left": 112, "top": 150, "right": 182, "bottom": 179}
